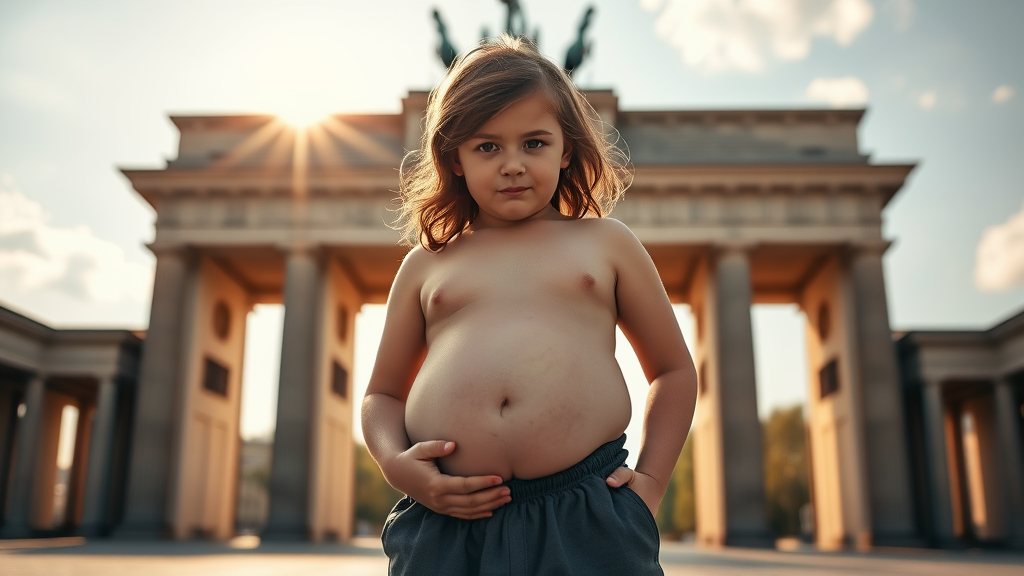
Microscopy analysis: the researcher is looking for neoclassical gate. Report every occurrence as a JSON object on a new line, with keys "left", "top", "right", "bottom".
{"left": 117, "top": 90, "right": 918, "bottom": 547}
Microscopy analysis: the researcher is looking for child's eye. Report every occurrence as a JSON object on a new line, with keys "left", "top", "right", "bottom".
{"left": 524, "top": 139, "right": 545, "bottom": 149}
{"left": 476, "top": 142, "right": 499, "bottom": 153}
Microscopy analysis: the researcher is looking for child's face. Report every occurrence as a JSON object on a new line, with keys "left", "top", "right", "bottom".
{"left": 453, "top": 93, "right": 571, "bottom": 228}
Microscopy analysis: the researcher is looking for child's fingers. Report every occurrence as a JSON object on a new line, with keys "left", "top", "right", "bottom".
{"left": 435, "top": 485, "right": 510, "bottom": 511}
{"left": 408, "top": 439, "right": 456, "bottom": 460}
{"left": 443, "top": 491, "right": 512, "bottom": 518}
{"left": 438, "top": 485, "right": 510, "bottom": 508}
{"left": 605, "top": 465, "right": 635, "bottom": 488}
{"left": 451, "top": 474, "right": 506, "bottom": 495}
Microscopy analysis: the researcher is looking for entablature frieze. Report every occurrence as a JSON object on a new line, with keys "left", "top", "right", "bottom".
{"left": 612, "top": 187, "right": 887, "bottom": 236}
{"left": 625, "top": 225, "right": 886, "bottom": 246}
{"left": 628, "top": 163, "right": 914, "bottom": 207}
{"left": 125, "top": 163, "right": 911, "bottom": 249}
{"left": 150, "top": 227, "right": 403, "bottom": 249}
{"left": 152, "top": 194, "right": 398, "bottom": 234}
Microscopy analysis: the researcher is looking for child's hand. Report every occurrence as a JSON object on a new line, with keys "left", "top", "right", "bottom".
{"left": 386, "top": 440, "right": 512, "bottom": 520}
{"left": 606, "top": 467, "right": 660, "bottom": 516}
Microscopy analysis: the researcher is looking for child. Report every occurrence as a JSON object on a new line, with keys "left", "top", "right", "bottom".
{"left": 361, "top": 35, "right": 697, "bottom": 575}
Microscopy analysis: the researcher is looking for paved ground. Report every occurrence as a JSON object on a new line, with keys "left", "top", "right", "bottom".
{"left": 1, "top": 536, "right": 1022, "bottom": 575}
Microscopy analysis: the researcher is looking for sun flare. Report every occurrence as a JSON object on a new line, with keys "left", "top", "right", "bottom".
{"left": 276, "top": 103, "right": 334, "bottom": 128}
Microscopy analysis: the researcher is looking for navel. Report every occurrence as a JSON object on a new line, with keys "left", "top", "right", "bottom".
{"left": 500, "top": 398, "right": 509, "bottom": 416}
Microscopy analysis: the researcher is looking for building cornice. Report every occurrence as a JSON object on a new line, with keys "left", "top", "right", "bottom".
{"left": 617, "top": 108, "right": 866, "bottom": 125}
{"left": 900, "top": 306, "right": 1024, "bottom": 347}
{"left": 0, "top": 303, "right": 143, "bottom": 350}
{"left": 169, "top": 114, "right": 278, "bottom": 131}
{"left": 0, "top": 303, "right": 54, "bottom": 341}
{"left": 120, "top": 167, "right": 400, "bottom": 208}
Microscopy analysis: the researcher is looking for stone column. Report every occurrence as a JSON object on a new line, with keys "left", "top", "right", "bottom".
{"left": 848, "top": 243, "right": 917, "bottom": 543}
{"left": 714, "top": 245, "right": 771, "bottom": 546}
{"left": 921, "top": 380, "right": 956, "bottom": 546}
{"left": 118, "top": 246, "right": 191, "bottom": 536}
{"left": 993, "top": 378, "right": 1024, "bottom": 549}
{"left": 79, "top": 375, "right": 119, "bottom": 536}
{"left": 0, "top": 386, "right": 16, "bottom": 524}
{"left": 265, "top": 245, "right": 321, "bottom": 539}
{"left": 1, "top": 374, "right": 46, "bottom": 537}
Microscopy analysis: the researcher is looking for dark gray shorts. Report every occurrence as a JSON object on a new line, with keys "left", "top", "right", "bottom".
{"left": 381, "top": 435, "right": 663, "bottom": 576}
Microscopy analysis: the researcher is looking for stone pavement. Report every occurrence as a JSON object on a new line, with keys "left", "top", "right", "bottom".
{"left": 1, "top": 536, "right": 1022, "bottom": 575}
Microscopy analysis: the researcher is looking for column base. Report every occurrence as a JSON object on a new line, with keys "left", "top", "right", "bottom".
{"left": 928, "top": 535, "right": 968, "bottom": 550}
{"left": 722, "top": 531, "right": 775, "bottom": 548}
{"left": 76, "top": 524, "right": 113, "bottom": 538}
{"left": 0, "top": 525, "right": 36, "bottom": 539}
{"left": 260, "top": 523, "right": 311, "bottom": 541}
{"left": 871, "top": 532, "right": 928, "bottom": 548}
{"left": 112, "top": 522, "right": 171, "bottom": 540}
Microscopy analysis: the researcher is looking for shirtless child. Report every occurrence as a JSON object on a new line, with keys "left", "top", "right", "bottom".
{"left": 362, "top": 36, "right": 697, "bottom": 576}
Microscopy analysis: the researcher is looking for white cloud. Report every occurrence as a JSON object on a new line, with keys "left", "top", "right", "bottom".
{"left": 917, "top": 91, "right": 936, "bottom": 110}
{"left": 993, "top": 85, "right": 1015, "bottom": 104}
{"left": 975, "top": 202, "right": 1024, "bottom": 292}
{"left": 641, "top": 0, "right": 874, "bottom": 73}
{"left": 0, "top": 176, "right": 152, "bottom": 303}
{"left": 806, "top": 76, "right": 869, "bottom": 107}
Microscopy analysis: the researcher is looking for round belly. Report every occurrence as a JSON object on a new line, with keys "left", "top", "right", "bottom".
{"left": 405, "top": 316, "right": 631, "bottom": 480}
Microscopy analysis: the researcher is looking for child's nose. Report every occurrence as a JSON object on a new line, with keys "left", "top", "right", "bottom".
{"left": 500, "top": 153, "right": 526, "bottom": 176}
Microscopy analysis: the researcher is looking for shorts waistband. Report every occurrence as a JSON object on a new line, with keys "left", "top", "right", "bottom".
{"left": 504, "top": 434, "right": 628, "bottom": 501}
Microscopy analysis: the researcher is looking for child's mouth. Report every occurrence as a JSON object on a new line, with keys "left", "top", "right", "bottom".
{"left": 500, "top": 187, "right": 528, "bottom": 194}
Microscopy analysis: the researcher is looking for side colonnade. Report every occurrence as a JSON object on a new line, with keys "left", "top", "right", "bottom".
{"left": 0, "top": 308, "right": 139, "bottom": 538}
{"left": 899, "top": 318, "right": 1024, "bottom": 549}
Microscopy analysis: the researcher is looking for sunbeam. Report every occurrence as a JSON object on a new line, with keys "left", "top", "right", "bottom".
{"left": 317, "top": 116, "right": 400, "bottom": 165}
{"left": 209, "top": 118, "right": 289, "bottom": 170}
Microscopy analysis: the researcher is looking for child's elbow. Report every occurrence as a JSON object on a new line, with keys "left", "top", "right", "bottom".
{"left": 684, "top": 363, "right": 698, "bottom": 399}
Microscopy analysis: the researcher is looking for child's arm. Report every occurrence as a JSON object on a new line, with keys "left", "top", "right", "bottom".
{"left": 361, "top": 248, "right": 512, "bottom": 520}
{"left": 600, "top": 220, "right": 699, "bottom": 513}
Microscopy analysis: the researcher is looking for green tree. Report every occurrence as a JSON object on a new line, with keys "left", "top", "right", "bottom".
{"left": 763, "top": 405, "right": 809, "bottom": 536}
{"left": 655, "top": 434, "right": 694, "bottom": 537}
{"left": 356, "top": 443, "right": 403, "bottom": 531}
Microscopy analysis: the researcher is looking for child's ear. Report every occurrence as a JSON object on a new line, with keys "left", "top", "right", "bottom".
{"left": 451, "top": 154, "right": 465, "bottom": 177}
{"left": 560, "top": 144, "right": 572, "bottom": 169}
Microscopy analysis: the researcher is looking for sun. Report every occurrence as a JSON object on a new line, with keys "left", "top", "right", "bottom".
{"left": 276, "top": 102, "right": 333, "bottom": 128}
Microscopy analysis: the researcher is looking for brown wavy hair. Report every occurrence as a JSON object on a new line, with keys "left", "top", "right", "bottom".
{"left": 397, "top": 34, "right": 629, "bottom": 252}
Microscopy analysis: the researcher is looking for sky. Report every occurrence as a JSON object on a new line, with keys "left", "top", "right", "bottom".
{"left": 2, "top": 0, "right": 1023, "bottom": 450}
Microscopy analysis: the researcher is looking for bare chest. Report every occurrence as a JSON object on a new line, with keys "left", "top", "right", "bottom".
{"left": 420, "top": 234, "right": 616, "bottom": 325}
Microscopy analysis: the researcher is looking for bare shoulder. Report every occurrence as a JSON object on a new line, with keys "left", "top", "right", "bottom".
{"left": 575, "top": 216, "right": 637, "bottom": 239}
{"left": 575, "top": 217, "right": 647, "bottom": 258}
{"left": 390, "top": 245, "right": 433, "bottom": 295}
